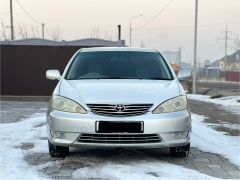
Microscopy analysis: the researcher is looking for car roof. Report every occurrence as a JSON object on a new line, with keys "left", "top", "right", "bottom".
{"left": 80, "top": 47, "right": 158, "bottom": 53}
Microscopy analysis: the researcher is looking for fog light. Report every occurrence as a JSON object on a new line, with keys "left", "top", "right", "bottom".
{"left": 50, "top": 130, "right": 65, "bottom": 138}
{"left": 174, "top": 131, "right": 188, "bottom": 139}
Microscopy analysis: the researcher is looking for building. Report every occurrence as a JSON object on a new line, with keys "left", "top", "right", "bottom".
{"left": 199, "top": 50, "right": 240, "bottom": 82}
{"left": 219, "top": 50, "right": 240, "bottom": 71}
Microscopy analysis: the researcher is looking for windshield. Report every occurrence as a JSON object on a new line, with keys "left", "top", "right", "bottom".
{"left": 65, "top": 51, "right": 173, "bottom": 80}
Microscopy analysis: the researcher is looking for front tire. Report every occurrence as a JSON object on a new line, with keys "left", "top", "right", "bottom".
{"left": 170, "top": 143, "right": 190, "bottom": 157}
{"left": 48, "top": 140, "right": 69, "bottom": 158}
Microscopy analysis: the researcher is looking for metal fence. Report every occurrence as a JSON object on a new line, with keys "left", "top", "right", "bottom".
{"left": 0, "top": 45, "right": 89, "bottom": 96}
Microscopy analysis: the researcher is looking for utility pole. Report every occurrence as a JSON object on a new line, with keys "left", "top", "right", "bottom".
{"left": 219, "top": 25, "right": 233, "bottom": 70}
{"left": 192, "top": 0, "right": 198, "bottom": 94}
{"left": 117, "top": 24, "right": 121, "bottom": 40}
{"left": 224, "top": 25, "right": 228, "bottom": 64}
{"left": 129, "top": 14, "right": 143, "bottom": 47}
{"left": 222, "top": 25, "right": 233, "bottom": 68}
{"left": 130, "top": 20, "right": 132, "bottom": 46}
{"left": 42, "top": 23, "right": 45, "bottom": 39}
{"left": 10, "top": 0, "right": 14, "bottom": 40}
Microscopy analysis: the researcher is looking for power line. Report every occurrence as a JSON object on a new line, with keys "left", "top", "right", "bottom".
{"left": 139, "top": 21, "right": 240, "bottom": 30}
{"left": 135, "top": 0, "right": 174, "bottom": 30}
{"left": 124, "top": 21, "right": 238, "bottom": 41}
{"left": 15, "top": 0, "right": 41, "bottom": 24}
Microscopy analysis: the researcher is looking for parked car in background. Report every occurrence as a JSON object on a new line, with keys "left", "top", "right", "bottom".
{"left": 46, "top": 47, "right": 191, "bottom": 158}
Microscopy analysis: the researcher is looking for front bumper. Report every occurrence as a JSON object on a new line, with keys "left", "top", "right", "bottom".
{"left": 47, "top": 110, "right": 191, "bottom": 148}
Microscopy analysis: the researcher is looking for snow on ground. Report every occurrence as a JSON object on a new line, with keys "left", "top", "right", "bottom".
{"left": 188, "top": 94, "right": 240, "bottom": 165}
{"left": 72, "top": 162, "right": 221, "bottom": 180}
{"left": 0, "top": 111, "right": 239, "bottom": 179}
{"left": 0, "top": 113, "right": 48, "bottom": 180}
{"left": 191, "top": 113, "right": 240, "bottom": 167}
{"left": 187, "top": 94, "right": 240, "bottom": 114}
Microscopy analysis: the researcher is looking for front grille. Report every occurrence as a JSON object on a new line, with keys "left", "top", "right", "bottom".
{"left": 87, "top": 104, "right": 153, "bottom": 116}
{"left": 78, "top": 133, "right": 161, "bottom": 144}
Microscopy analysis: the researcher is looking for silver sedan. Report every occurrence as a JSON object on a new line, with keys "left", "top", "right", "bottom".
{"left": 46, "top": 47, "right": 191, "bottom": 158}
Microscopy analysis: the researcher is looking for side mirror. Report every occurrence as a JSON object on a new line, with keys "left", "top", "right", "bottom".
{"left": 46, "top": 69, "right": 61, "bottom": 80}
{"left": 178, "top": 69, "right": 191, "bottom": 81}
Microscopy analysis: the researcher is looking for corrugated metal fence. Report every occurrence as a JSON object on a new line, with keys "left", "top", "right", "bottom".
{"left": 0, "top": 45, "right": 89, "bottom": 96}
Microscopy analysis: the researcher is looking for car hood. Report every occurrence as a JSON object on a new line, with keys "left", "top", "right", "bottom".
{"left": 58, "top": 79, "right": 181, "bottom": 110}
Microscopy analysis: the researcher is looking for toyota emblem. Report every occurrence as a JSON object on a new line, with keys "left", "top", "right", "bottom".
{"left": 115, "top": 104, "right": 125, "bottom": 112}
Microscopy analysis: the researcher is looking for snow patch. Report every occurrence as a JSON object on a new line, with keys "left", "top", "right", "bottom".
{"left": 188, "top": 94, "right": 240, "bottom": 114}
{"left": 0, "top": 114, "right": 49, "bottom": 180}
{"left": 72, "top": 162, "right": 222, "bottom": 180}
{"left": 191, "top": 113, "right": 240, "bottom": 166}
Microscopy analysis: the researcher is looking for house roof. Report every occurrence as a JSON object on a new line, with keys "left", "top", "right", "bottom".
{"left": 220, "top": 49, "right": 240, "bottom": 62}
{"left": 0, "top": 38, "right": 125, "bottom": 47}
{"left": 209, "top": 50, "right": 240, "bottom": 68}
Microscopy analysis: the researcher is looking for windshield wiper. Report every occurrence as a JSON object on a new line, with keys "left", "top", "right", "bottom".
{"left": 147, "top": 78, "right": 173, "bottom": 80}
{"left": 98, "top": 77, "right": 138, "bottom": 79}
{"left": 67, "top": 77, "right": 134, "bottom": 80}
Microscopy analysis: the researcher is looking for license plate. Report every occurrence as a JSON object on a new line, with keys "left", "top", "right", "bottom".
{"left": 96, "top": 121, "right": 144, "bottom": 133}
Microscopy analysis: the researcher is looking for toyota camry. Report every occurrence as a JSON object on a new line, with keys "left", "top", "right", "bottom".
{"left": 46, "top": 47, "right": 191, "bottom": 158}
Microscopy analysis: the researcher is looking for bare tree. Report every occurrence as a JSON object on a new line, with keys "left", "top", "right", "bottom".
{"left": 90, "top": 27, "right": 118, "bottom": 41}
{"left": 35, "top": 26, "right": 39, "bottom": 38}
{"left": 107, "top": 30, "right": 113, "bottom": 40}
{"left": 0, "top": 21, "right": 7, "bottom": 40}
{"left": 49, "top": 26, "right": 61, "bottom": 41}
{"left": 90, "top": 26, "right": 101, "bottom": 39}
{"left": 103, "top": 30, "right": 109, "bottom": 40}
{"left": 18, "top": 24, "right": 28, "bottom": 39}
{"left": 140, "top": 40, "right": 145, "bottom": 48}
{"left": 96, "top": 25, "right": 100, "bottom": 39}
{"left": 30, "top": 25, "right": 39, "bottom": 38}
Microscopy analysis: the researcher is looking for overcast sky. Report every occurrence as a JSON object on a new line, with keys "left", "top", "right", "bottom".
{"left": 0, "top": 0, "right": 239, "bottom": 63}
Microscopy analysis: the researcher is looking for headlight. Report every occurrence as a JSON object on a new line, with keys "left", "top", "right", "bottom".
{"left": 153, "top": 96, "right": 187, "bottom": 113}
{"left": 52, "top": 95, "right": 87, "bottom": 113}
